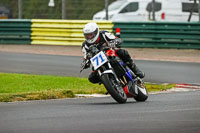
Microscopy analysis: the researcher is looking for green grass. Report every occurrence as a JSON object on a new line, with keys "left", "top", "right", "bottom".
{"left": 0, "top": 73, "right": 175, "bottom": 102}
{"left": 146, "top": 83, "right": 175, "bottom": 92}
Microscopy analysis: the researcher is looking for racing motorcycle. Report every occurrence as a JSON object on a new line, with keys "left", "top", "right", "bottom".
{"left": 80, "top": 43, "right": 148, "bottom": 103}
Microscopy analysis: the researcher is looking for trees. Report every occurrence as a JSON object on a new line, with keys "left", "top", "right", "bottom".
{"left": 0, "top": 0, "right": 116, "bottom": 19}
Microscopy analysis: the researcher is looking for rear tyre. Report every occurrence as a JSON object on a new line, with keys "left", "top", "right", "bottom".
{"left": 134, "top": 79, "right": 148, "bottom": 101}
{"left": 101, "top": 73, "right": 127, "bottom": 104}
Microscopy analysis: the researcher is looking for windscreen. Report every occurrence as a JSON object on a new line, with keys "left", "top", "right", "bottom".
{"left": 109, "top": 0, "right": 127, "bottom": 11}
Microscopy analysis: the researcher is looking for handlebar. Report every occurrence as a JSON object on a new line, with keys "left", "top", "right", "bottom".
{"left": 80, "top": 59, "right": 90, "bottom": 73}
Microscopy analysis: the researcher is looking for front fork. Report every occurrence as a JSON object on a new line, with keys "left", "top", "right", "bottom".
{"left": 97, "top": 62, "right": 121, "bottom": 85}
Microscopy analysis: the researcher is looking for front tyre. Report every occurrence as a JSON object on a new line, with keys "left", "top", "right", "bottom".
{"left": 101, "top": 74, "right": 127, "bottom": 104}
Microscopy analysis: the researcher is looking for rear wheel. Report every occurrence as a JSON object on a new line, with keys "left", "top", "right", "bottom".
{"left": 134, "top": 79, "right": 148, "bottom": 101}
{"left": 101, "top": 73, "right": 127, "bottom": 103}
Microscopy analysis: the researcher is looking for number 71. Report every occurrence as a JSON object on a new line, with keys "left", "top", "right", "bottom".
{"left": 92, "top": 54, "right": 105, "bottom": 66}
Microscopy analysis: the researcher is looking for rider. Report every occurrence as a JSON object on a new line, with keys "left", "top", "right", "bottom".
{"left": 81, "top": 22, "right": 145, "bottom": 84}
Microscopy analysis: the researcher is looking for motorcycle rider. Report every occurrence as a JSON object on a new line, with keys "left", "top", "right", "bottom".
{"left": 81, "top": 22, "right": 145, "bottom": 84}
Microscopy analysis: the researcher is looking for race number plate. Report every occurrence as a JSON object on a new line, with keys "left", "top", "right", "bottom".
{"left": 90, "top": 51, "right": 108, "bottom": 70}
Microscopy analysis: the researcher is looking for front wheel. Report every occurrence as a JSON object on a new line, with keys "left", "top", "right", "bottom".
{"left": 101, "top": 73, "right": 127, "bottom": 104}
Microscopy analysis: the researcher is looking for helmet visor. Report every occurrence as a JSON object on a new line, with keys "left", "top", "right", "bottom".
{"left": 84, "top": 28, "right": 98, "bottom": 41}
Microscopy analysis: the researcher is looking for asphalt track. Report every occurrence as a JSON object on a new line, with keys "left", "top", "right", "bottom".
{"left": 0, "top": 52, "right": 200, "bottom": 84}
{"left": 0, "top": 90, "right": 200, "bottom": 133}
{"left": 0, "top": 52, "right": 200, "bottom": 133}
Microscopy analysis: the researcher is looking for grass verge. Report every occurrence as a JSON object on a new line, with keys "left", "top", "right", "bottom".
{"left": 0, "top": 73, "right": 175, "bottom": 102}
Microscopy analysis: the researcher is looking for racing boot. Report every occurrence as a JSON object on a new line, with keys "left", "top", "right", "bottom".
{"left": 126, "top": 60, "right": 145, "bottom": 79}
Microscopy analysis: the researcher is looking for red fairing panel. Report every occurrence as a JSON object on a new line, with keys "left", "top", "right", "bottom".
{"left": 106, "top": 49, "right": 118, "bottom": 57}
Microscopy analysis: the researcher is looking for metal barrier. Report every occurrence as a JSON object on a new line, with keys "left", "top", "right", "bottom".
{"left": 114, "top": 22, "right": 200, "bottom": 49}
{"left": 31, "top": 19, "right": 114, "bottom": 45}
{"left": 0, "top": 19, "right": 31, "bottom": 44}
{"left": 1, "top": 20, "right": 200, "bottom": 49}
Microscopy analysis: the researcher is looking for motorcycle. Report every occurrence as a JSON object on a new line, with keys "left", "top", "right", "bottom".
{"left": 80, "top": 43, "right": 148, "bottom": 103}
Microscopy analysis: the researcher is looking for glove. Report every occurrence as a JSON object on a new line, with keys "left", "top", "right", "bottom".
{"left": 108, "top": 41, "right": 116, "bottom": 48}
{"left": 115, "top": 38, "right": 122, "bottom": 48}
{"left": 108, "top": 38, "right": 122, "bottom": 48}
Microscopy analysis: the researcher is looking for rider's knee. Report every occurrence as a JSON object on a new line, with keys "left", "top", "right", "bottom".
{"left": 88, "top": 72, "right": 99, "bottom": 84}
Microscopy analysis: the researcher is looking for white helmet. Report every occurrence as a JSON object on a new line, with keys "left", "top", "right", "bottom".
{"left": 83, "top": 22, "right": 99, "bottom": 44}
